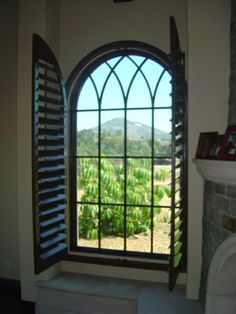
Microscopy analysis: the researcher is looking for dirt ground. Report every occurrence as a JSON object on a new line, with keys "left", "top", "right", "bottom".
{"left": 79, "top": 210, "right": 170, "bottom": 254}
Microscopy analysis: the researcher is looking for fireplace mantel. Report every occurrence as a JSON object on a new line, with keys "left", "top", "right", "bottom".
{"left": 193, "top": 159, "right": 236, "bottom": 186}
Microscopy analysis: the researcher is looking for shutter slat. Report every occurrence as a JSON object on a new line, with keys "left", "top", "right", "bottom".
{"left": 39, "top": 138, "right": 64, "bottom": 146}
{"left": 39, "top": 195, "right": 65, "bottom": 206}
{"left": 39, "top": 165, "right": 65, "bottom": 173}
{"left": 38, "top": 60, "right": 56, "bottom": 72}
{"left": 38, "top": 95, "right": 63, "bottom": 105}
{"left": 174, "top": 209, "right": 182, "bottom": 218}
{"left": 38, "top": 117, "right": 64, "bottom": 126}
{"left": 38, "top": 149, "right": 64, "bottom": 158}
{"left": 38, "top": 169, "right": 64, "bottom": 180}
{"left": 40, "top": 233, "right": 67, "bottom": 250}
{"left": 39, "top": 175, "right": 65, "bottom": 185}
{"left": 39, "top": 159, "right": 64, "bottom": 168}
{"left": 39, "top": 84, "right": 61, "bottom": 95}
{"left": 175, "top": 137, "right": 184, "bottom": 146}
{"left": 39, "top": 73, "right": 59, "bottom": 84}
{"left": 39, "top": 187, "right": 66, "bottom": 202}
{"left": 174, "top": 252, "right": 182, "bottom": 268}
{"left": 174, "top": 230, "right": 182, "bottom": 243}
{"left": 40, "top": 243, "right": 67, "bottom": 260}
{"left": 40, "top": 214, "right": 65, "bottom": 227}
{"left": 175, "top": 220, "right": 182, "bottom": 230}
{"left": 40, "top": 224, "right": 66, "bottom": 239}
{"left": 40, "top": 204, "right": 66, "bottom": 216}
{"left": 174, "top": 242, "right": 182, "bottom": 256}
{"left": 39, "top": 106, "right": 64, "bottom": 115}
{"left": 39, "top": 185, "right": 65, "bottom": 196}
{"left": 39, "top": 128, "right": 64, "bottom": 136}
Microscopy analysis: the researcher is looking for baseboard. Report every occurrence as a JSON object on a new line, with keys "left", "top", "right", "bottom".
{"left": 0, "top": 278, "right": 35, "bottom": 314}
{"left": 21, "top": 300, "right": 36, "bottom": 314}
{"left": 0, "top": 277, "right": 21, "bottom": 289}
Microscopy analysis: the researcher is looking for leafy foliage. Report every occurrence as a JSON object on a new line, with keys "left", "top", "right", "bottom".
{"left": 78, "top": 158, "right": 171, "bottom": 239}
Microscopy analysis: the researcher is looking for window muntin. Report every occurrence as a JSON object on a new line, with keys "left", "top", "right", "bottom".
{"left": 71, "top": 53, "right": 172, "bottom": 257}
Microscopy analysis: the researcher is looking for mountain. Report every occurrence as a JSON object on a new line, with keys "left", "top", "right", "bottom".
{"left": 91, "top": 117, "right": 170, "bottom": 141}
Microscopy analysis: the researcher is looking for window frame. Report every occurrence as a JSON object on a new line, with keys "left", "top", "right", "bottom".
{"left": 67, "top": 41, "right": 179, "bottom": 268}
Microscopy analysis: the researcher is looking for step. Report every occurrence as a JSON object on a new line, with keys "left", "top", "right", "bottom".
{"left": 36, "top": 272, "right": 143, "bottom": 314}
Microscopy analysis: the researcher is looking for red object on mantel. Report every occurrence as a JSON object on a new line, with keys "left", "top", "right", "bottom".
{"left": 219, "top": 125, "right": 236, "bottom": 160}
{"left": 195, "top": 132, "right": 220, "bottom": 159}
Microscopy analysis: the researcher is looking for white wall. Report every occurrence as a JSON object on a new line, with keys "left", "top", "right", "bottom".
{"left": 187, "top": 0, "right": 230, "bottom": 298}
{"left": 15, "top": 0, "right": 230, "bottom": 302}
{"left": 0, "top": 0, "right": 20, "bottom": 281}
{"left": 60, "top": 0, "right": 187, "bottom": 80}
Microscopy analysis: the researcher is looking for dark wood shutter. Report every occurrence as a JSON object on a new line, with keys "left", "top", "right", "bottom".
{"left": 32, "top": 34, "right": 68, "bottom": 274}
{"left": 169, "top": 16, "right": 188, "bottom": 290}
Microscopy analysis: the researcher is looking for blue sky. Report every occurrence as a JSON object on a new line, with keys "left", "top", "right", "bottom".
{"left": 76, "top": 55, "right": 172, "bottom": 133}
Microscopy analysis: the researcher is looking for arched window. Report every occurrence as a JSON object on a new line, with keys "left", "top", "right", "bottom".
{"left": 67, "top": 41, "right": 186, "bottom": 266}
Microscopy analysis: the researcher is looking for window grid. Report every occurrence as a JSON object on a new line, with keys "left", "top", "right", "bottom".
{"left": 73, "top": 54, "right": 173, "bottom": 256}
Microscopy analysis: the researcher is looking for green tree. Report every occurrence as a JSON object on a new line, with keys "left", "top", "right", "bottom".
{"left": 78, "top": 157, "right": 170, "bottom": 239}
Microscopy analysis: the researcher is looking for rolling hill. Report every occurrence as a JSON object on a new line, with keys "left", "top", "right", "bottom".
{"left": 91, "top": 117, "right": 170, "bottom": 141}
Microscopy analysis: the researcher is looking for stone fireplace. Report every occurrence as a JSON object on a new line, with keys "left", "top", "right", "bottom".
{"left": 194, "top": 159, "right": 236, "bottom": 313}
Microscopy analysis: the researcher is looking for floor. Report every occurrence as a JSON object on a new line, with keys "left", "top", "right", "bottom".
{"left": 138, "top": 283, "right": 204, "bottom": 314}
{"left": 0, "top": 282, "right": 21, "bottom": 314}
{"left": 0, "top": 277, "right": 204, "bottom": 314}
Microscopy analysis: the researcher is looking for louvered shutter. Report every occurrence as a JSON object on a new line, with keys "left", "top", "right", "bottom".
{"left": 168, "top": 17, "right": 188, "bottom": 290}
{"left": 32, "top": 34, "right": 68, "bottom": 274}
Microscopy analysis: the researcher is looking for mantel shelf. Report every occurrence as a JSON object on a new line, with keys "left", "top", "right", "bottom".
{"left": 193, "top": 159, "right": 236, "bottom": 186}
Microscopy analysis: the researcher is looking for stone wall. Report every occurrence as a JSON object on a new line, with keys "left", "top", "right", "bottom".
{"left": 200, "top": 180, "right": 236, "bottom": 303}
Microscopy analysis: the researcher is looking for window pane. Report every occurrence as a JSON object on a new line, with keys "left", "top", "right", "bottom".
{"left": 127, "top": 110, "right": 152, "bottom": 156}
{"left": 113, "top": 56, "right": 137, "bottom": 94}
{"left": 154, "top": 71, "right": 171, "bottom": 107}
{"left": 154, "top": 109, "right": 171, "bottom": 157}
{"left": 106, "top": 56, "right": 122, "bottom": 67}
{"left": 153, "top": 158, "right": 171, "bottom": 207}
{"left": 129, "top": 55, "right": 146, "bottom": 66}
{"left": 127, "top": 158, "right": 151, "bottom": 206}
{"left": 100, "top": 205, "right": 124, "bottom": 250}
{"left": 77, "top": 111, "right": 98, "bottom": 156}
{"left": 101, "top": 158, "right": 124, "bottom": 204}
{"left": 77, "top": 204, "right": 99, "bottom": 248}
{"left": 153, "top": 208, "right": 170, "bottom": 254}
{"left": 126, "top": 206, "right": 151, "bottom": 253}
{"left": 127, "top": 71, "right": 151, "bottom": 108}
{"left": 91, "top": 62, "right": 111, "bottom": 97}
{"left": 141, "top": 59, "right": 165, "bottom": 95}
{"left": 101, "top": 111, "right": 124, "bottom": 156}
{"left": 77, "top": 158, "right": 98, "bottom": 203}
{"left": 101, "top": 73, "right": 124, "bottom": 109}
{"left": 77, "top": 77, "right": 98, "bottom": 110}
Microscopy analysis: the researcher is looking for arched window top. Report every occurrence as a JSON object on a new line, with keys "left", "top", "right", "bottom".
{"left": 67, "top": 41, "right": 171, "bottom": 111}
{"left": 75, "top": 54, "right": 171, "bottom": 111}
